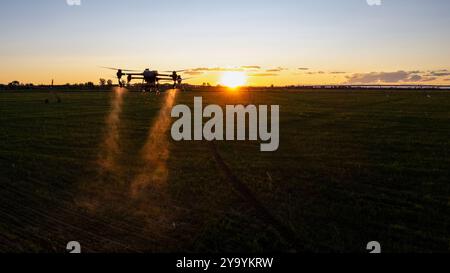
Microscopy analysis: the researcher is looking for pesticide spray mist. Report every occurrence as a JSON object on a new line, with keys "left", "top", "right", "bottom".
{"left": 73, "top": 89, "right": 180, "bottom": 250}
{"left": 75, "top": 87, "right": 127, "bottom": 214}
{"left": 131, "top": 89, "right": 177, "bottom": 197}
{"left": 97, "top": 87, "right": 127, "bottom": 174}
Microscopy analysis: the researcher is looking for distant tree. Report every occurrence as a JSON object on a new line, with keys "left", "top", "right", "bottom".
{"left": 107, "top": 79, "right": 113, "bottom": 86}
{"left": 8, "top": 81, "right": 20, "bottom": 87}
{"left": 85, "top": 82, "right": 95, "bottom": 88}
{"left": 99, "top": 78, "right": 106, "bottom": 87}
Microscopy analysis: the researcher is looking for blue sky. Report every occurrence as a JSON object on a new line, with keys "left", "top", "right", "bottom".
{"left": 0, "top": 0, "right": 449, "bottom": 85}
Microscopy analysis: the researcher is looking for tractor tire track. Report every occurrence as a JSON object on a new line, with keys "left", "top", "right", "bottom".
{"left": 209, "top": 141, "right": 308, "bottom": 252}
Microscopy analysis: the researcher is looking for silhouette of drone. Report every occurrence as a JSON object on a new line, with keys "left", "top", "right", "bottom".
{"left": 102, "top": 67, "right": 190, "bottom": 92}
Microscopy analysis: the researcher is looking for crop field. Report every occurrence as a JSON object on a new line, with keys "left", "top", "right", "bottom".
{"left": 0, "top": 88, "right": 449, "bottom": 253}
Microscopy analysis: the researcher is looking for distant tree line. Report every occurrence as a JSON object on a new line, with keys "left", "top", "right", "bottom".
{"left": 1, "top": 80, "right": 447, "bottom": 91}
{"left": 0, "top": 81, "right": 36, "bottom": 90}
{"left": 0, "top": 79, "right": 116, "bottom": 91}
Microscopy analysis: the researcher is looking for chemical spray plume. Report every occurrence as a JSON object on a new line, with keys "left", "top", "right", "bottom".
{"left": 97, "top": 87, "right": 127, "bottom": 174}
{"left": 131, "top": 89, "right": 177, "bottom": 197}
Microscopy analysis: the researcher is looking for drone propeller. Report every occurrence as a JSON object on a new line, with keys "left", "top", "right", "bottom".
{"left": 100, "top": 66, "right": 140, "bottom": 72}
{"left": 163, "top": 70, "right": 187, "bottom": 73}
{"left": 181, "top": 77, "right": 195, "bottom": 81}
{"left": 158, "top": 78, "right": 175, "bottom": 81}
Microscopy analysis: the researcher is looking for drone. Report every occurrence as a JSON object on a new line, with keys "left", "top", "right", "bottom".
{"left": 102, "top": 67, "right": 189, "bottom": 92}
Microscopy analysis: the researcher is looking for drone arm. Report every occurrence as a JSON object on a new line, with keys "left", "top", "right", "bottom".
{"left": 129, "top": 77, "right": 144, "bottom": 80}
{"left": 158, "top": 79, "right": 176, "bottom": 82}
{"left": 123, "top": 73, "right": 144, "bottom": 76}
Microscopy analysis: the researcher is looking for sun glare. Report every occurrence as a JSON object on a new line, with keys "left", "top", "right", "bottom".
{"left": 220, "top": 72, "right": 247, "bottom": 88}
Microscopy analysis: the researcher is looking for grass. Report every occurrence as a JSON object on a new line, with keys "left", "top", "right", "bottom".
{"left": 0, "top": 88, "right": 449, "bottom": 253}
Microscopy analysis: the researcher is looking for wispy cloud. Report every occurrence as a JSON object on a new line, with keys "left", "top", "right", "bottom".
{"left": 186, "top": 66, "right": 258, "bottom": 73}
{"left": 184, "top": 71, "right": 204, "bottom": 76}
{"left": 241, "top": 65, "right": 261, "bottom": 70}
{"left": 249, "top": 73, "right": 279, "bottom": 77}
{"left": 345, "top": 70, "right": 446, "bottom": 84}
{"left": 305, "top": 71, "right": 325, "bottom": 75}
{"left": 187, "top": 67, "right": 243, "bottom": 72}
{"left": 420, "top": 77, "right": 437, "bottom": 82}
{"left": 408, "top": 75, "right": 423, "bottom": 82}
{"left": 330, "top": 71, "right": 347, "bottom": 74}
{"left": 266, "top": 67, "right": 288, "bottom": 72}
{"left": 346, "top": 71, "right": 412, "bottom": 83}
{"left": 408, "top": 70, "right": 424, "bottom": 74}
{"left": 184, "top": 65, "right": 279, "bottom": 75}
{"left": 426, "top": 70, "right": 450, "bottom": 77}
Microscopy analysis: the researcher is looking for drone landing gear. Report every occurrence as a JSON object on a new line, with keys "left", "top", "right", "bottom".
{"left": 141, "top": 85, "right": 161, "bottom": 95}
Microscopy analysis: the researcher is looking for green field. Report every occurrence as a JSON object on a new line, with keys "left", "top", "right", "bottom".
{"left": 0, "top": 88, "right": 449, "bottom": 253}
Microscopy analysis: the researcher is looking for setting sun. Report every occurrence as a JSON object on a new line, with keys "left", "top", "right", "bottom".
{"left": 219, "top": 72, "right": 247, "bottom": 88}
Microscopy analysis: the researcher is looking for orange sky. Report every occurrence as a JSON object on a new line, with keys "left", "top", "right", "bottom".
{"left": 1, "top": 1, "right": 449, "bottom": 86}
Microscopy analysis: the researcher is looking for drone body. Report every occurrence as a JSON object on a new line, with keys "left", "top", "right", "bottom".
{"left": 103, "top": 67, "right": 188, "bottom": 92}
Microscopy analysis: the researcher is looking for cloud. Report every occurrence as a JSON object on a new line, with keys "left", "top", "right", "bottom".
{"left": 427, "top": 71, "right": 450, "bottom": 77}
{"left": 305, "top": 71, "right": 325, "bottom": 75}
{"left": 420, "top": 77, "right": 437, "bottom": 82}
{"left": 184, "top": 71, "right": 204, "bottom": 76}
{"left": 187, "top": 66, "right": 262, "bottom": 73}
{"left": 330, "top": 71, "right": 347, "bottom": 74}
{"left": 185, "top": 65, "right": 279, "bottom": 75}
{"left": 249, "top": 73, "right": 279, "bottom": 77}
{"left": 266, "top": 67, "right": 288, "bottom": 72}
{"left": 188, "top": 67, "right": 244, "bottom": 72}
{"left": 189, "top": 67, "right": 217, "bottom": 72}
{"left": 241, "top": 66, "right": 261, "bottom": 70}
{"left": 409, "top": 75, "right": 423, "bottom": 82}
{"left": 345, "top": 71, "right": 435, "bottom": 84}
{"left": 298, "top": 68, "right": 309, "bottom": 71}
